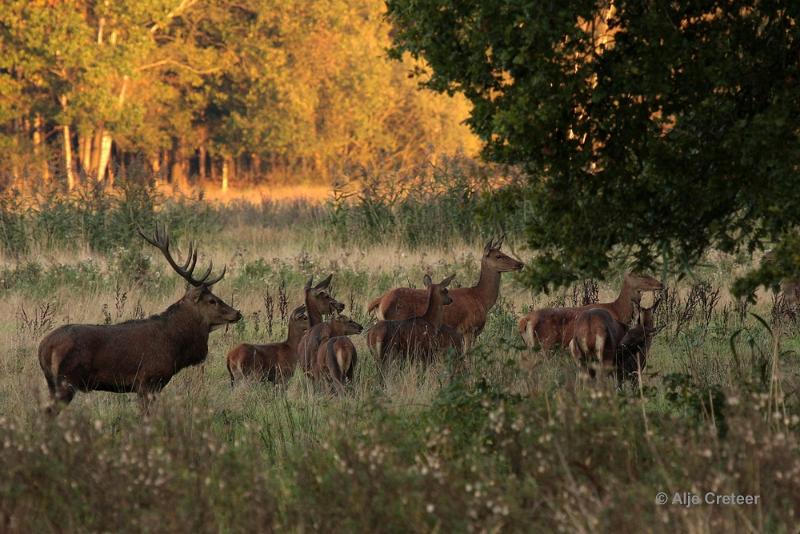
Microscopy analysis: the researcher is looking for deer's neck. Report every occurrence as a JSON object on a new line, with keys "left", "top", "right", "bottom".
{"left": 422, "top": 288, "right": 444, "bottom": 328}
{"left": 610, "top": 280, "right": 636, "bottom": 324}
{"left": 306, "top": 295, "right": 323, "bottom": 327}
{"left": 162, "top": 303, "right": 211, "bottom": 368}
{"left": 286, "top": 325, "right": 306, "bottom": 350}
{"left": 474, "top": 261, "right": 501, "bottom": 310}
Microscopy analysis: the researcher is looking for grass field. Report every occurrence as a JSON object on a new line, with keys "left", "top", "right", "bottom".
{"left": 1, "top": 189, "right": 799, "bottom": 532}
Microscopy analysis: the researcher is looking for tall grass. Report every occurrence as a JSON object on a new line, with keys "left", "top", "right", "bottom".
{"left": 0, "top": 170, "right": 799, "bottom": 531}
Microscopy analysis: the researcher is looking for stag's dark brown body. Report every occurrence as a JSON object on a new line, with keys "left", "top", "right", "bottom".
{"left": 38, "top": 223, "right": 241, "bottom": 412}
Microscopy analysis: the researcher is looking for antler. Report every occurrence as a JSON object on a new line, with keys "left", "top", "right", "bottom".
{"left": 138, "top": 222, "right": 226, "bottom": 287}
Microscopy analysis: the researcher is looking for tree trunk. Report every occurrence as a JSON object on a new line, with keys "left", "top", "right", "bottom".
{"left": 198, "top": 145, "right": 206, "bottom": 182}
{"left": 91, "top": 129, "right": 102, "bottom": 178}
{"left": 97, "top": 74, "right": 128, "bottom": 186}
{"left": 222, "top": 154, "right": 232, "bottom": 192}
{"left": 33, "top": 114, "right": 50, "bottom": 183}
{"left": 97, "top": 130, "right": 113, "bottom": 183}
{"left": 63, "top": 125, "right": 75, "bottom": 191}
{"left": 79, "top": 131, "right": 92, "bottom": 175}
{"left": 251, "top": 153, "right": 261, "bottom": 183}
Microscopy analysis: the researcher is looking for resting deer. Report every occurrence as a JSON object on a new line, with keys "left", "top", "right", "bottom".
{"left": 367, "top": 274, "right": 456, "bottom": 365}
{"left": 367, "top": 237, "right": 522, "bottom": 349}
{"left": 617, "top": 298, "right": 663, "bottom": 382}
{"left": 38, "top": 223, "right": 241, "bottom": 413}
{"left": 226, "top": 305, "right": 308, "bottom": 385}
{"left": 311, "top": 317, "right": 364, "bottom": 389}
{"left": 519, "top": 272, "right": 663, "bottom": 351}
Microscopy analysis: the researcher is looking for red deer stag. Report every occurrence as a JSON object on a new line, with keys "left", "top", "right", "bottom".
{"left": 311, "top": 316, "right": 364, "bottom": 389}
{"left": 519, "top": 272, "right": 663, "bottom": 351}
{"left": 367, "top": 237, "right": 523, "bottom": 349}
{"left": 38, "top": 223, "right": 241, "bottom": 413}
{"left": 296, "top": 275, "right": 346, "bottom": 371}
{"left": 367, "top": 274, "right": 456, "bottom": 366}
{"left": 226, "top": 305, "right": 308, "bottom": 385}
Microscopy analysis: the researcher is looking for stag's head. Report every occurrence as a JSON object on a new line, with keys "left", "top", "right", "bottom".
{"left": 423, "top": 273, "right": 456, "bottom": 306}
{"left": 624, "top": 272, "right": 665, "bottom": 304}
{"left": 139, "top": 223, "right": 242, "bottom": 328}
{"left": 329, "top": 314, "right": 363, "bottom": 336}
{"left": 482, "top": 236, "right": 524, "bottom": 273}
{"left": 304, "top": 275, "right": 345, "bottom": 314}
{"left": 288, "top": 305, "right": 309, "bottom": 336}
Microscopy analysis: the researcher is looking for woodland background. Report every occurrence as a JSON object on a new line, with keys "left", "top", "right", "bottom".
{"left": 0, "top": 0, "right": 478, "bottom": 192}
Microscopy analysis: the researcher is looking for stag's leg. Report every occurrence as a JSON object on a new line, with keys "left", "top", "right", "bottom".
{"left": 46, "top": 380, "right": 76, "bottom": 416}
{"left": 136, "top": 381, "right": 164, "bottom": 416}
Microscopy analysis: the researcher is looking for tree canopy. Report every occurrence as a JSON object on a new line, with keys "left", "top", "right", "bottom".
{"left": 386, "top": 0, "right": 800, "bottom": 296}
{"left": 0, "top": 0, "right": 478, "bottom": 189}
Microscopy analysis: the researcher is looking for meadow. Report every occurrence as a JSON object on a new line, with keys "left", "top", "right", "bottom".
{"left": 1, "top": 178, "right": 799, "bottom": 532}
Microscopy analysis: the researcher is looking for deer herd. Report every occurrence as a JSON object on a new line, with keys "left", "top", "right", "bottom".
{"left": 37, "top": 225, "right": 667, "bottom": 414}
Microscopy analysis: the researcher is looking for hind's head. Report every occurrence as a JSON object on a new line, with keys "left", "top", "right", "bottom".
{"left": 482, "top": 236, "right": 524, "bottom": 273}
{"left": 330, "top": 314, "right": 363, "bottom": 336}
{"left": 305, "top": 274, "right": 345, "bottom": 315}
{"left": 423, "top": 273, "right": 456, "bottom": 306}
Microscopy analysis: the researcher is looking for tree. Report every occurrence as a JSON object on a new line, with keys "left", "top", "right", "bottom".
{"left": 386, "top": 0, "right": 800, "bottom": 296}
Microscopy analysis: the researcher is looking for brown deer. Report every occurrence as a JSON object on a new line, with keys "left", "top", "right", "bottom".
{"left": 519, "top": 272, "right": 663, "bottom": 351}
{"left": 367, "top": 237, "right": 523, "bottom": 349}
{"left": 570, "top": 297, "right": 662, "bottom": 382}
{"left": 300, "top": 314, "right": 363, "bottom": 374}
{"left": 296, "top": 275, "right": 346, "bottom": 370}
{"left": 226, "top": 305, "right": 308, "bottom": 385}
{"left": 367, "top": 274, "right": 456, "bottom": 365}
{"left": 617, "top": 298, "right": 663, "bottom": 382}
{"left": 38, "top": 223, "right": 241, "bottom": 413}
{"left": 302, "top": 274, "right": 345, "bottom": 327}
{"left": 311, "top": 317, "right": 364, "bottom": 389}
{"left": 569, "top": 309, "right": 628, "bottom": 379}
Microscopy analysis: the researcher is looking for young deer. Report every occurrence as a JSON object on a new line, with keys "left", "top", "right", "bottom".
{"left": 38, "top": 223, "right": 241, "bottom": 413}
{"left": 300, "top": 314, "right": 363, "bottom": 374}
{"left": 311, "top": 317, "right": 364, "bottom": 389}
{"left": 367, "top": 237, "right": 522, "bottom": 349}
{"left": 569, "top": 309, "right": 628, "bottom": 379}
{"left": 226, "top": 305, "right": 308, "bottom": 385}
{"left": 296, "top": 274, "right": 345, "bottom": 369}
{"left": 519, "top": 272, "right": 663, "bottom": 351}
{"left": 618, "top": 297, "right": 663, "bottom": 382}
{"left": 570, "top": 297, "right": 663, "bottom": 382}
{"left": 367, "top": 274, "right": 456, "bottom": 365}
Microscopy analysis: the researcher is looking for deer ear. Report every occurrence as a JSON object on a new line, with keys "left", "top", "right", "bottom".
{"left": 441, "top": 273, "right": 456, "bottom": 287}
{"left": 314, "top": 274, "right": 333, "bottom": 290}
{"left": 423, "top": 274, "right": 433, "bottom": 287}
{"left": 305, "top": 277, "right": 313, "bottom": 290}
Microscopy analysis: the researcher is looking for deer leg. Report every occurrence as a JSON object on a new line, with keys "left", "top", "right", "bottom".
{"left": 46, "top": 380, "right": 75, "bottom": 416}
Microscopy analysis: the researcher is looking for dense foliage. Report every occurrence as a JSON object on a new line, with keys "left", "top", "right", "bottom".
{"left": 0, "top": 0, "right": 477, "bottom": 189}
{"left": 386, "top": 0, "right": 800, "bottom": 295}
